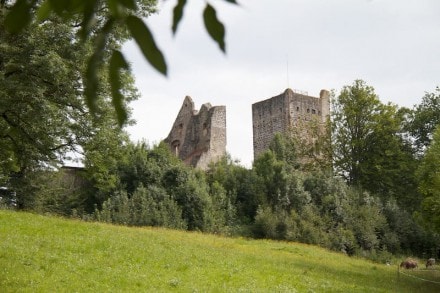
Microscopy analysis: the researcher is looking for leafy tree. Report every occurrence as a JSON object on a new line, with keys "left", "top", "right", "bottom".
{"left": 1, "top": 3, "right": 141, "bottom": 207}
{"left": 2, "top": 0, "right": 236, "bottom": 124}
{"left": 346, "top": 191, "right": 387, "bottom": 252}
{"left": 207, "top": 155, "right": 264, "bottom": 223}
{"left": 332, "top": 80, "right": 418, "bottom": 205}
{"left": 112, "top": 141, "right": 181, "bottom": 196}
{"left": 169, "top": 168, "right": 213, "bottom": 231}
{"left": 89, "top": 140, "right": 230, "bottom": 232}
{"left": 1, "top": 14, "right": 84, "bottom": 179}
{"left": 2, "top": 0, "right": 149, "bottom": 208}
{"left": 205, "top": 181, "right": 237, "bottom": 234}
{"left": 359, "top": 103, "right": 419, "bottom": 206}
{"left": 89, "top": 141, "right": 216, "bottom": 231}
{"left": 303, "top": 171, "right": 348, "bottom": 221}
{"left": 253, "top": 150, "right": 288, "bottom": 208}
{"left": 81, "top": 126, "right": 131, "bottom": 209}
{"left": 253, "top": 135, "right": 307, "bottom": 213}
{"left": 332, "top": 80, "right": 383, "bottom": 185}
{"left": 30, "top": 167, "right": 92, "bottom": 216}
{"left": 406, "top": 87, "right": 440, "bottom": 153}
{"left": 416, "top": 125, "right": 440, "bottom": 233}
{"left": 382, "top": 199, "right": 436, "bottom": 255}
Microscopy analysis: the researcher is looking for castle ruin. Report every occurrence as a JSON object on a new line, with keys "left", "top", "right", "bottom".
{"left": 252, "top": 88, "right": 330, "bottom": 159}
{"left": 165, "top": 96, "right": 226, "bottom": 169}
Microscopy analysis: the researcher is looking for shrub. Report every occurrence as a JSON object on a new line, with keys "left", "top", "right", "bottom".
{"left": 253, "top": 206, "right": 299, "bottom": 240}
{"left": 94, "top": 185, "right": 187, "bottom": 230}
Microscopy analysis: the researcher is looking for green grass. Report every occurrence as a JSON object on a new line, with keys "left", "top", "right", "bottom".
{"left": 1, "top": 210, "right": 439, "bottom": 292}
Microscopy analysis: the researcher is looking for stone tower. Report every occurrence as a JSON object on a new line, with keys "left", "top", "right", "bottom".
{"left": 252, "top": 88, "right": 330, "bottom": 159}
{"left": 165, "top": 96, "right": 226, "bottom": 169}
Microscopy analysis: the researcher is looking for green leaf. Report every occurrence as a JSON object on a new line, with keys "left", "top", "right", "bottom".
{"left": 107, "top": 0, "right": 120, "bottom": 16}
{"left": 4, "top": 0, "right": 33, "bottom": 33}
{"left": 48, "top": 0, "right": 70, "bottom": 14}
{"left": 48, "top": 0, "right": 84, "bottom": 16}
{"left": 85, "top": 53, "right": 100, "bottom": 115}
{"left": 222, "top": 0, "right": 238, "bottom": 4}
{"left": 172, "top": 0, "right": 187, "bottom": 35}
{"left": 51, "top": 0, "right": 83, "bottom": 14}
{"left": 78, "top": 0, "right": 98, "bottom": 40}
{"left": 126, "top": 15, "right": 167, "bottom": 76}
{"left": 84, "top": 18, "right": 114, "bottom": 114}
{"left": 203, "top": 4, "right": 226, "bottom": 53}
{"left": 36, "top": 0, "right": 52, "bottom": 22}
{"left": 119, "top": 0, "right": 137, "bottom": 10}
{"left": 109, "top": 50, "right": 130, "bottom": 126}
{"left": 84, "top": 19, "right": 114, "bottom": 115}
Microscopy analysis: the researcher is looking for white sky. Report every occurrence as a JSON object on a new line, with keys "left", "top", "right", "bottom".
{"left": 123, "top": 0, "right": 440, "bottom": 167}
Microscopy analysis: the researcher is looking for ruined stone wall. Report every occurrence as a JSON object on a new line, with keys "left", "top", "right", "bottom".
{"left": 252, "top": 88, "right": 330, "bottom": 160}
{"left": 165, "top": 96, "right": 226, "bottom": 169}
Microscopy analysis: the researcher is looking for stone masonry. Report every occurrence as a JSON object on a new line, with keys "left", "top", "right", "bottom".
{"left": 165, "top": 96, "right": 226, "bottom": 169}
{"left": 252, "top": 88, "right": 330, "bottom": 159}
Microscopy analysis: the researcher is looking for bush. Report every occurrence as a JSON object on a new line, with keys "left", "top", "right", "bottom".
{"left": 95, "top": 185, "right": 187, "bottom": 230}
{"left": 328, "top": 227, "right": 358, "bottom": 256}
{"left": 253, "top": 206, "right": 299, "bottom": 240}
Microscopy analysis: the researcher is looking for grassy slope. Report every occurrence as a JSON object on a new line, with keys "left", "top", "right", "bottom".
{"left": 1, "top": 210, "right": 439, "bottom": 292}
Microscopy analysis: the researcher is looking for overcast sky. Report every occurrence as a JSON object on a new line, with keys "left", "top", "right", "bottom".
{"left": 123, "top": 0, "right": 440, "bottom": 167}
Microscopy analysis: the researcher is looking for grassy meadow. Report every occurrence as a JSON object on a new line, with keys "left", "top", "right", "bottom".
{"left": 1, "top": 210, "right": 439, "bottom": 292}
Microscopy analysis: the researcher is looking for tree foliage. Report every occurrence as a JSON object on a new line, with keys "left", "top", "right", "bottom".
{"left": 406, "top": 87, "right": 440, "bottom": 153}
{"left": 1, "top": 5, "right": 139, "bottom": 207}
{"left": 332, "top": 80, "right": 419, "bottom": 206}
{"left": 207, "top": 155, "right": 263, "bottom": 224}
{"left": 95, "top": 185, "right": 187, "bottom": 229}
{"left": 1, "top": 13, "right": 85, "bottom": 175}
{"left": 2, "top": 0, "right": 237, "bottom": 125}
{"left": 88, "top": 142, "right": 231, "bottom": 232}
{"left": 332, "top": 80, "right": 384, "bottom": 185}
{"left": 416, "top": 125, "right": 440, "bottom": 233}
